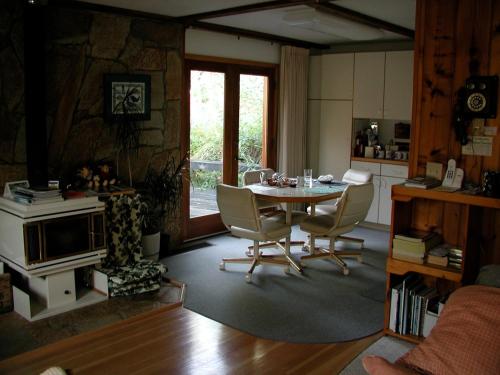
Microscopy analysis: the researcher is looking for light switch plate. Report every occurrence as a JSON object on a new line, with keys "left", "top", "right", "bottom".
{"left": 426, "top": 162, "right": 443, "bottom": 180}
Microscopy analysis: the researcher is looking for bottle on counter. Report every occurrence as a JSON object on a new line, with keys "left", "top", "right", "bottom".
{"left": 354, "top": 131, "right": 364, "bottom": 157}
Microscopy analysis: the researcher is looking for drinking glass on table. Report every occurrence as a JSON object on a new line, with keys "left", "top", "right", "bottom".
{"left": 304, "top": 169, "right": 313, "bottom": 188}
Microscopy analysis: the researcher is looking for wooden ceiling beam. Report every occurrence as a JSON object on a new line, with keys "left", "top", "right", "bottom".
{"left": 176, "top": 0, "right": 316, "bottom": 24}
{"left": 190, "top": 21, "right": 329, "bottom": 50}
{"left": 310, "top": 1, "right": 414, "bottom": 39}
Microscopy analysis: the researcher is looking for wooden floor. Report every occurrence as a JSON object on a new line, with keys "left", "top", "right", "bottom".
{"left": 0, "top": 303, "right": 380, "bottom": 374}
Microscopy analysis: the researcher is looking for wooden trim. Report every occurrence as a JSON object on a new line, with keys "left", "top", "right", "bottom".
{"left": 408, "top": 0, "right": 425, "bottom": 178}
{"left": 176, "top": 0, "right": 315, "bottom": 23}
{"left": 384, "top": 329, "right": 425, "bottom": 344}
{"left": 386, "top": 258, "right": 462, "bottom": 282}
{"left": 311, "top": 2, "right": 415, "bottom": 39}
{"left": 49, "top": 0, "right": 180, "bottom": 23}
{"left": 350, "top": 157, "right": 409, "bottom": 166}
{"left": 392, "top": 184, "right": 500, "bottom": 209}
{"left": 185, "top": 54, "right": 278, "bottom": 68}
{"left": 189, "top": 21, "right": 329, "bottom": 50}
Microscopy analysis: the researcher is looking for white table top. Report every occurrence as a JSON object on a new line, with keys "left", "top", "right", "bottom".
{"left": 246, "top": 183, "right": 346, "bottom": 203}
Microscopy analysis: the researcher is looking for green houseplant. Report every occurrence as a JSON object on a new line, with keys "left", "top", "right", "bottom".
{"left": 140, "top": 153, "right": 188, "bottom": 259}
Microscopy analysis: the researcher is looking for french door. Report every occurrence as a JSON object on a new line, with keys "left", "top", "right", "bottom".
{"left": 182, "top": 57, "right": 278, "bottom": 239}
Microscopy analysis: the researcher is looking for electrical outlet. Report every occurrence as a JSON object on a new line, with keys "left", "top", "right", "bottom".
{"left": 426, "top": 162, "right": 443, "bottom": 180}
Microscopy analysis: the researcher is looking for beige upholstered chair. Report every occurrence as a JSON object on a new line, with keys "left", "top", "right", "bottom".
{"left": 216, "top": 184, "right": 292, "bottom": 283}
{"left": 300, "top": 182, "right": 374, "bottom": 275}
{"left": 307, "top": 168, "right": 372, "bottom": 248}
{"left": 243, "top": 168, "right": 280, "bottom": 211}
{"left": 308, "top": 169, "right": 372, "bottom": 216}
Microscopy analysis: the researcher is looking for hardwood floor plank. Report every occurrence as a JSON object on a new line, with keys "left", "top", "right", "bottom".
{"left": 0, "top": 304, "right": 380, "bottom": 375}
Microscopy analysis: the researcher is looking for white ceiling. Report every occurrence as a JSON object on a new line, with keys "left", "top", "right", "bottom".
{"left": 77, "top": 0, "right": 416, "bottom": 45}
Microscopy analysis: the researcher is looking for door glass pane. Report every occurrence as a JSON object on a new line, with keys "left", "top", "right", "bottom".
{"left": 189, "top": 70, "right": 224, "bottom": 218}
{"left": 238, "top": 74, "right": 267, "bottom": 187}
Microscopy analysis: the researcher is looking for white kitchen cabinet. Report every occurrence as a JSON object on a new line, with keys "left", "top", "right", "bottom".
{"left": 320, "top": 53, "right": 354, "bottom": 100}
{"left": 318, "top": 101, "right": 352, "bottom": 180}
{"left": 353, "top": 52, "right": 385, "bottom": 118}
{"left": 384, "top": 51, "right": 414, "bottom": 121}
{"left": 365, "top": 175, "right": 380, "bottom": 223}
{"left": 307, "top": 53, "right": 354, "bottom": 176}
{"left": 378, "top": 176, "right": 406, "bottom": 225}
{"left": 353, "top": 51, "right": 414, "bottom": 120}
{"left": 350, "top": 160, "right": 408, "bottom": 225}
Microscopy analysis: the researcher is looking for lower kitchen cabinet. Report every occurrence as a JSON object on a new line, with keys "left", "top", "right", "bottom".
{"left": 351, "top": 159, "right": 408, "bottom": 225}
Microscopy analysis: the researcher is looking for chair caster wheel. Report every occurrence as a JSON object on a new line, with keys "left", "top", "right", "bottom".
{"left": 219, "top": 262, "right": 225, "bottom": 271}
{"left": 245, "top": 274, "right": 252, "bottom": 283}
{"left": 357, "top": 255, "right": 363, "bottom": 263}
{"left": 302, "top": 246, "right": 309, "bottom": 252}
{"left": 343, "top": 268, "right": 350, "bottom": 276}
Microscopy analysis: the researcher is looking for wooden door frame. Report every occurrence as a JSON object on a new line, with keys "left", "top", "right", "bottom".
{"left": 181, "top": 55, "right": 278, "bottom": 240}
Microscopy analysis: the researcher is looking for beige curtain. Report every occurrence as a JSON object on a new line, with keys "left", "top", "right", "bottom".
{"left": 278, "top": 45, "right": 309, "bottom": 179}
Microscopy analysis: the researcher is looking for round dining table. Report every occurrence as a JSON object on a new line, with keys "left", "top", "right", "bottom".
{"left": 245, "top": 182, "right": 347, "bottom": 272}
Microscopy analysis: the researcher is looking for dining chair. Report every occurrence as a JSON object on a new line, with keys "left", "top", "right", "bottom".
{"left": 243, "top": 168, "right": 281, "bottom": 211}
{"left": 307, "top": 168, "right": 372, "bottom": 248}
{"left": 299, "top": 182, "right": 374, "bottom": 275}
{"left": 216, "top": 184, "right": 292, "bottom": 283}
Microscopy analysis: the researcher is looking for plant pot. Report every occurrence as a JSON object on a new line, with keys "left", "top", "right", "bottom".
{"left": 142, "top": 231, "right": 161, "bottom": 261}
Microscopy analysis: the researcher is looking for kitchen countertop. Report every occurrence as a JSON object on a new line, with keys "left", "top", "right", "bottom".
{"left": 351, "top": 157, "right": 409, "bottom": 166}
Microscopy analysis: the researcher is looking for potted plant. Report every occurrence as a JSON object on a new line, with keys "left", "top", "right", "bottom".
{"left": 140, "top": 153, "right": 188, "bottom": 260}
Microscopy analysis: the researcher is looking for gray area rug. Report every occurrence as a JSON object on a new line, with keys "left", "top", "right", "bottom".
{"left": 339, "top": 336, "right": 415, "bottom": 375}
{"left": 163, "top": 226, "right": 389, "bottom": 343}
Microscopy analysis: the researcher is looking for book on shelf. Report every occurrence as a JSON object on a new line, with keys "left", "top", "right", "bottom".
{"left": 394, "top": 230, "right": 437, "bottom": 243}
{"left": 13, "top": 186, "right": 61, "bottom": 197}
{"left": 388, "top": 274, "right": 445, "bottom": 337}
{"left": 404, "top": 176, "right": 441, "bottom": 189}
{"left": 427, "top": 254, "right": 448, "bottom": 267}
{"left": 392, "top": 252, "right": 425, "bottom": 264}
{"left": 14, "top": 195, "right": 64, "bottom": 205}
{"left": 393, "top": 234, "right": 442, "bottom": 254}
{"left": 426, "top": 244, "right": 450, "bottom": 266}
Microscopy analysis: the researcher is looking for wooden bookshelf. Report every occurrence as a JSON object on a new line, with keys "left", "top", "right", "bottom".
{"left": 387, "top": 258, "right": 462, "bottom": 283}
{"left": 385, "top": 0, "right": 500, "bottom": 345}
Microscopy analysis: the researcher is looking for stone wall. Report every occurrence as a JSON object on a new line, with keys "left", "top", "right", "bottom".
{"left": 0, "top": 2, "right": 184, "bottom": 243}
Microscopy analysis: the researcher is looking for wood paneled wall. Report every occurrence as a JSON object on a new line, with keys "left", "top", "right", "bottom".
{"left": 409, "top": 0, "right": 500, "bottom": 264}
{"left": 411, "top": 0, "right": 500, "bottom": 180}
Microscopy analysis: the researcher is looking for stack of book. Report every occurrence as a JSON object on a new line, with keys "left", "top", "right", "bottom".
{"left": 392, "top": 230, "right": 442, "bottom": 264}
{"left": 448, "top": 248, "right": 463, "bottom": 270}
{"left": 427, "top": 244, "right": 450, "bottom": 267}
{"left": 404, "top": 176, "right": 441, "bottom": 189}
{"left": 389, "top": 273, "right": 446, "bottom": 337}
{"left": 12, "top": 186, "right": 63, "bottom": 205}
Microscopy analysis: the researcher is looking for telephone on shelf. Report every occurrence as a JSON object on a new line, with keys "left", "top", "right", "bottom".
{"left": 435, "top": 159, "right": 464, "bottom": 192}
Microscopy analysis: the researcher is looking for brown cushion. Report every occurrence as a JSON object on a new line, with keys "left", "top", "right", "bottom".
{"left": 396, "top": 285, "right": 500, "bottom": 375}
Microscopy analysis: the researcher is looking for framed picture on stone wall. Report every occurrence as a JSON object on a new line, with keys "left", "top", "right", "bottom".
{"left": 104, "top": 74, "right": 151, "bottom": 121}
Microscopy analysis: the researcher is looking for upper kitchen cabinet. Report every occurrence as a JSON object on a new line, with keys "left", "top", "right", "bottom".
{"left": 353, "top": 52, "right": 385, "bottom": 119}
{"left": 320, "top": 53, "right": 354, "bottom": 100}
{"left": 353, "top": 51, "right": 414, "bottom": 121}
{"left": 384, "top": 51, "right": 414, "bottom": 121}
